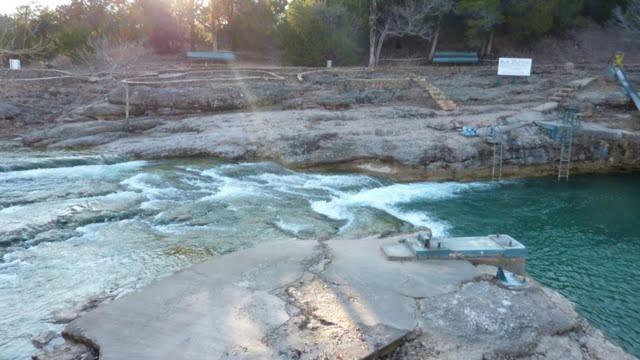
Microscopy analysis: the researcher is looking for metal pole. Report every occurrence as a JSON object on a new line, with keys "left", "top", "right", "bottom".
{"left": 125, "top": 84, "right": 130, "bottom": 132}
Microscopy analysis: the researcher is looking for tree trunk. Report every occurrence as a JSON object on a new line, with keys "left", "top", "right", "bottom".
{"left": 189, "top": 0, "right": 196, "bottom": 51}
{"left": 368, "top": 0, "right": 377, "bottom": 67}
{"left": 211, "top": 0, "right": 218, "bottom": 51}
{"left": 374, "top": 27, "right": 387, "bottom": 66}
{"left": 486, "top": 31, "right": 495, "bottom": 58}
{"left": 428, "top": 19, "right": 441, "bottom": 61}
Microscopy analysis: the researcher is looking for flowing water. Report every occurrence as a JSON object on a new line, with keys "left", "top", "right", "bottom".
{"left": 0, "top": 152, "right": 638, "bottom": 359}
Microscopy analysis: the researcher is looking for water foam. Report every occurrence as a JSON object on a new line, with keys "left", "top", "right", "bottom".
{"left": 0, "top": 153, "right": 126, "bottom": 173}
{"left": 199, "top": 167, "right": 272, "bottom": 201}
{"left": 120, "top": 173, "right": 182, "bottom": 200}
{"left": 273, "top": 219, "right": 311, "bottom": 236}
{"left": 311, "top": 182, "right": 494, "bottom": 236}
{"left": 0, "top": 160, "right": 149, "bottom": 182}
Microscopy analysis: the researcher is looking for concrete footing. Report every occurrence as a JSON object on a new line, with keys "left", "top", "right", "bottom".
{"left": 381, "top": 233, "right": 527, "bottom": 274}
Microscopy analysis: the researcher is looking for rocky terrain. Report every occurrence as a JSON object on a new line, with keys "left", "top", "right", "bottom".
{"left": 1, "top": 63, "right": 639, "bottom": 181}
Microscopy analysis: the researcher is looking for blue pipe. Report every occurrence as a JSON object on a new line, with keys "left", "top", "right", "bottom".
{"left": 614, "top": 67, "right": 640, "bottom": 111}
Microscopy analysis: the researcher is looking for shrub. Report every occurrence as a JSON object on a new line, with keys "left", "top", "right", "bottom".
{"left": 56, "top": 24, "right": 94, "bottom": 63}
{"left": 280, "top": 0, "right": 363, "bottom": 66}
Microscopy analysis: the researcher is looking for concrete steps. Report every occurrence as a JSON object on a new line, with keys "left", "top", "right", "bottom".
{"left": 415, "top": 78, "right": 458, "bottom": 111}
{"left": 549, "top": 78, "right": 596, "bottom": 104}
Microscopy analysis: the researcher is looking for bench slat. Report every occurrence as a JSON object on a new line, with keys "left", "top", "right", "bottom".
{"left": 432, "top": 51, "right": 479, "bottom": 64}
{"left": 432, "top": 57, "right": 479, "bottom": 64}
{"left": 434, "top": 52, "right": 477, "bottom": 57}
{"left": 187, "top": 51, "right": 236, "bottom": 61}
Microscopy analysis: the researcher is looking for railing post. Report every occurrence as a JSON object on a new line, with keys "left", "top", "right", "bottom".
{"left": 124, "top": 84, "right": 130, "bottom": 132}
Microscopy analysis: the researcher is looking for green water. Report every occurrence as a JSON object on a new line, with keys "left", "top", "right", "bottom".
{"left": 1, "top": 152, "right": 638, "bottom": 358}
{"left": 415, "top": 174, "right": 640, "bottom": 356}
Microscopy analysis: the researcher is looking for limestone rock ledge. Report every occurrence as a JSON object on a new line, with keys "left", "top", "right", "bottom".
{"left": 18, "top": 105, "right": 640, "bottom": 181}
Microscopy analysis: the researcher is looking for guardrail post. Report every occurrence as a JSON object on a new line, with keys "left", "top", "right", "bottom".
{"left": 124, "top": 84, "right": 130, "bottom": 132}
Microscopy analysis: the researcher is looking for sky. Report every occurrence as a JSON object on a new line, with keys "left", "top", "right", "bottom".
{"left": 0, "top": 0, "right": 70, "bottom": 15}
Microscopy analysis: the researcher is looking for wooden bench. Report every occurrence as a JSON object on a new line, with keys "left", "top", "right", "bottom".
{"left": 432, "top": 51, "right": 479, "bottom": 65}
{"left": 187, "top": 51, "right": 236, "bottom": 62}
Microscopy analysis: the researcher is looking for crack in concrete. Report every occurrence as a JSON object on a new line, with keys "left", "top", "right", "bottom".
{"left": 263, "top": 240, "right": 339, "bottom": 347}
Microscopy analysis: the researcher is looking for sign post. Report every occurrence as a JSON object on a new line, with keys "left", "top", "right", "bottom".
{"left": 497, "top": 57, "right": 532, "bottom": 85}
{"left": 9, "top": 59, "right": 21, "bottom": 70}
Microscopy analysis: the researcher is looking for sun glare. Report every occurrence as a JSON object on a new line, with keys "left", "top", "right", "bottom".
{"left": 1, "top": 0, "right": 70, "bottom": 15}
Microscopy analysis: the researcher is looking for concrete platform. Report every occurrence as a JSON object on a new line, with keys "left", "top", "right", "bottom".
{"left": 63, "top": 235, "right": 479, "bottom": 360}
{"left": 382, "top": 234, "right": 527, "bottom": 274}
{"left": 49, "top": 233, "right": 633, "bottom": 360}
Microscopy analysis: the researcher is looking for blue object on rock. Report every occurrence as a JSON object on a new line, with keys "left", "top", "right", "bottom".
{"left": 461, "top": 126, "right": 478, "bottom": 137}
{"left": 496, "top": 266, "right": 527, "bottom": 288}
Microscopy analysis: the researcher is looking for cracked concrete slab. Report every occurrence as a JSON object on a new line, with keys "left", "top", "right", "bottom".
{"left": 57, "top": 234, "right": 632, "bottom": 360}
{"left": 63, "top": 235, "right": 481, "bottom": 359}
{"left": 66, "top": 240, "right": 316, "bottom": 360}
{"left": 323, "top": 236, "right": 479, "bottom": 330}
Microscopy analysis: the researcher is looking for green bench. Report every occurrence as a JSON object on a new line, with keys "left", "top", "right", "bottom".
{"left": 187, "top": 51, "right": 236, "bottom": 62}
{"left": 432, "top": 51, "right": 479, "bottom": 65}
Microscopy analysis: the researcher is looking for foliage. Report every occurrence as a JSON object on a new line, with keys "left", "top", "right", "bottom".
{"left": 502, "top": 0, "right": 557, "bottom": 41}
{"left": 280, "top": 0, "right": 363, "bottom": 66}
{"left": 583, "top": 0, "right": 629, "bottom": 24}
{"left": 457, "top": 0, "right": 504, "bottom": 46}
{"left": 616, "top": 0, "right": 640, "bottom": 32}
{"left": 140, "top": 0, "right": 186, "bottom": 54}
{"left": 55, "top": 23, "right": 94, "bottom": 61}
{"left": 222, "top": 0, "right": 282, "bottom": 51}
{"left": 368, "top": 0, "right": 452, "bottom": 65}
{"left": 0, "top": 0, "right": 634, "bottom": 65}
{"left": 554, "top": 0, "right": 585, "bottom": 33}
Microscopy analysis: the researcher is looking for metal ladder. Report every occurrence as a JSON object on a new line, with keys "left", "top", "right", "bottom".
{"left": 557, "top": 110, "right": 579, "bottom": 181}
{"left": 489, "top": 127, "right": 503, "bottom": 181}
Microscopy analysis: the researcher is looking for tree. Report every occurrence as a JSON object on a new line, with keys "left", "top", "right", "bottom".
{"left": 0, "top": 6, "right": 54, "bottom": 61}
{"left": 554, "top": 0, "right": 584, "bottom": 33}
{"left": 583, "top": 0, "right": 628, "bottom": 24}
{"left": 502, "top": 0, "right": 557, "bottom": 41}
{"left": 457, "top": 0, "right": 503, "bottom": 56}
{"left": 368, "top": 0, "right": 452, "bottom": 67}
{"left": 281, "top": 0, "right": 363, "bottom": 66}
{"left": 222, "top": 0, "right": 277, "bottom": 51}
{"left": 615, "top": 0, "right": 640, "bottom": 33}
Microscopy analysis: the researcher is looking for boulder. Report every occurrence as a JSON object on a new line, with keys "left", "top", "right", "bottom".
{"left": 70, "top": 102, "right": 130, "bottom": 120}
{"left": 106, "top": 82, "right": 297, "bottom": 113}
{"left": 32, "top": 330, "right": 58, "bottom": 349}
{"left": 577, "top": 90, "right": 630, "bottom": 108}
{"left": 532, "top": 102, "right": 559, "bottom": 113}
{"left": 0, "top": 102, "right": 22, "bottom": 119}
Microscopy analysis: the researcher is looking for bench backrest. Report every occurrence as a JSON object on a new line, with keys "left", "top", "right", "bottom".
{"left": 187, "top": 51, "right": 236, "bottom": 62}
{"left": 432, "top": 51, "right": 479, "bottom": 64}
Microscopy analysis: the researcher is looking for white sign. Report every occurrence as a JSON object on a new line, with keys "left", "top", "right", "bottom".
{"left": 498, "top": 58, "right": 532, "bottom": 77}
{"left": 9, "top": 59, "right": 21, "bottom": 70}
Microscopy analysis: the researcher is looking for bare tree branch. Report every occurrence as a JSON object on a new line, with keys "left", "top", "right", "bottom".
{"left": 370, "top": 0, "right": 452, "bottom": 66}
{"left": 615, "top": 1, "right": 640, "bottom": 33}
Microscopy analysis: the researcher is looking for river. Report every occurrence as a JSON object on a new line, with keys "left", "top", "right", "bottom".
{"left": 0, "top": 151, "right": 638, "bottom": 359}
